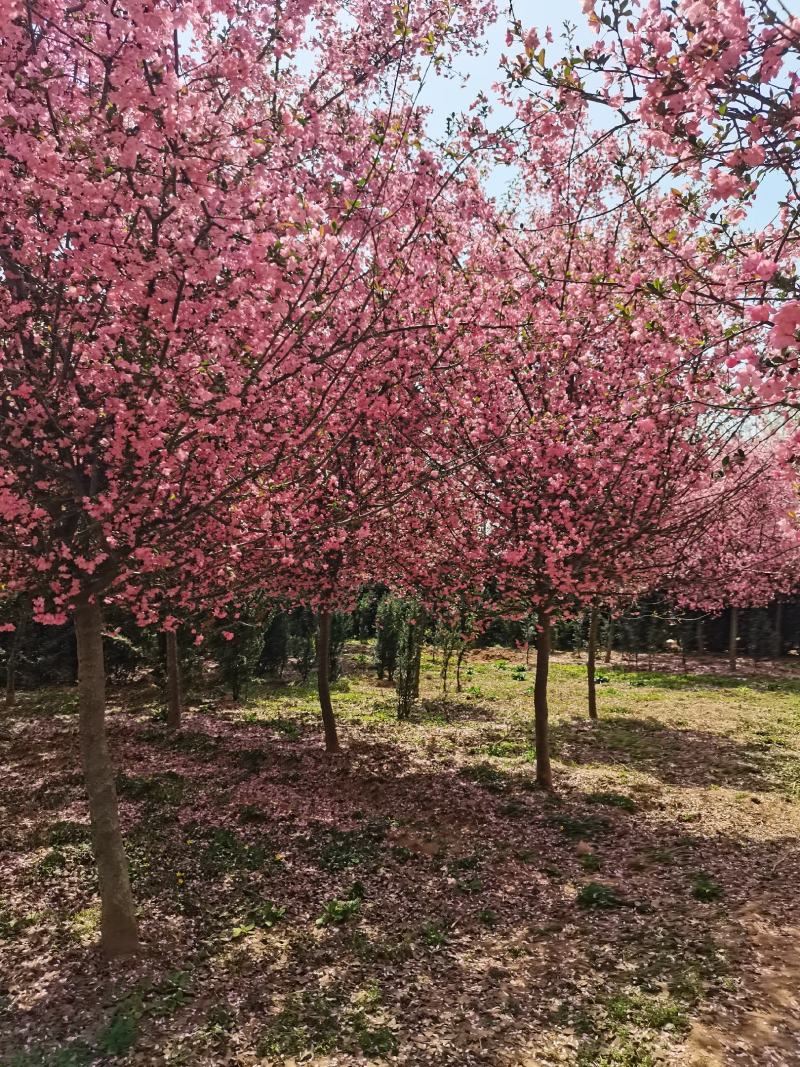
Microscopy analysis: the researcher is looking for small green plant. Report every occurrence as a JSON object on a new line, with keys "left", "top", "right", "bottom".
{"left": 257, "top": 991, "right": 341, "bottom": 1057}
{"left": 230, "top": 900, "right": 285, "bottom": 943}
{"left": 577, "top": 882, "right": 625, "bottom": 909}
{"left": 249, "top": 900, "right": 286, "bottom": 928}
{"left": 460, "top": 762, "right": 510, "bottom": 794}
{"left": 67, "top": 905, "right": 101, "bottom": 942}
{"left": 205, "top": 1005, "right": 235, "bottom": 1037}
{"left": 481, "top": 738, "right": 535, "bottom": 760}
{"left": 37, "top": 842, "right": 94, "bottom": 879}
{"left": 316, "top": 897, "right": 361, "bottom": 927}
{"left": 115, "top": 772, "right": 185, "bottom": 805}
{"left": 47, "top": 821, "right": 90, "bottom": 846}
{"left": 97, "top": 997, "right": 142, "bottom": 1056}
{"left": 447, "top": 854, "right": 480, "bottom": 873}
{"left": 198, "top": 826, "right": 269, "bottom": 874}
{"left": 580, "top": 852, "right": 601, "bottom": 873}
{"left": 586, "top": 791, "right": 637, "bottom": 812}
{"left": 550, "top": 814, "right": 611, "bottom": 839}
{"left": 357, "top": 1024, "right": 398, "bottom": 1056}
{"left": 478, "top": 908, "right": 497, "bottom": 926}
{"left": 241, "top": 713, "right": 301, "bottom": 739}
{"left": 421, "top": 920, "right": 449, "bottom": 947}
{"left": 146, "top": 972, "right": 192, "bottom": 1017}
{"left": 0, "top": 900, "right": 36, "bottom": 940}
{"left": 169, "top": 731, "right": 220, "bottom": 761}
{"left": 605, "top": 992, "right": 688, "bottom": 1031}
{"left": 577, "top": 1037, "right": 656, "bottom": 1067}
{"left": 318, "top": 822, "right": 387, "bottom": 870}
{"left": 455, "top": 876, "right": 483, "bottom": 895}
{"left": 7, "top": 1044, "right": 94, "bottom": 1067}
{"left": 692, "top": 873, "right": 723, "bottom": 902}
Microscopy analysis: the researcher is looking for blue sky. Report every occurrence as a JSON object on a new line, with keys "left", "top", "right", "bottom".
{"left": 418, "top": 0, "right": 592, "bottom": 201}
{"left": 418, "top": 0, "right": 797, "bottom": 228}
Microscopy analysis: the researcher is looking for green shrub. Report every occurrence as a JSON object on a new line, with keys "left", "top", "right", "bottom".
{"left": 577, "top": 882, "right": 625, "bottom": 909}
{"left": 316, "top": 897, "right": 361, "bottom": 927}
{"left": 692, "top": 873, "right": 723, "bottom": 902}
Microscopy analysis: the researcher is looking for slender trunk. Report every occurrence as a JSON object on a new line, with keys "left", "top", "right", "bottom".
{"left": 604, "top": 617, "right": 614, "bottom": 664}
{"left": 165, "top": 629, "right": 182, "bottom": 730}
{"left": 5, "top": 598, "right": 29, "bottom": 708}
{"left": 696, "top": 618, "right": 705, "bottom": 655}
{"left": 774, "top": 602, "right": 783, "bottom": 659}
{"left": 728, "top": 607, "right": 738, "bottom": 673}
{"left": 534, "top": 612, "right": 553, "bottom": 791}
{"left": 587, "top": 607, "right": 599, "bottom": 721}
{"left": 456, "top": 646, "right": 467, "bottom": 694}
{"left": 411, "top": 624, "right": 423, "bottom": 698}
{"left": 441, "top": 647, "right": 452, "bottom": 696}
{"left": 74, "top": 599, "right": 139, "bottom": 957}
{"left": 317, "top": 611, "right": 340, "bottom": 752}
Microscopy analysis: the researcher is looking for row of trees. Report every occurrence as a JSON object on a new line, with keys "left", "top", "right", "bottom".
{"left": 2, "top": 0, "right": 800, "bottom": 954}
{"left": 5, "top": 589, "right": 794, "bottom": 706}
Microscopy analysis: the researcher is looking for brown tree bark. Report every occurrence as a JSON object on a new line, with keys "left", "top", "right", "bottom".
{"left": 455, "top": 646, "right": 467, "bottom": 694}
{"left": 5, "top": 597, "right": 29, "bottom": 709}
{"left": 534, "top": 612, "right": 553, "bottom": 791}
{"left": 587, "top": 606, "right": 599, "bottom": 721}
{"left": 317, "top": 611, "right": 340, "bottom": 752}
{"left": 165, "top": 629, "right": 183, "bottom": 730}
{"left": 728, "top": 607, "right": 738, "bottom": 673}
{"left": 74, "top": 598, "right": 139, "bottom": 957}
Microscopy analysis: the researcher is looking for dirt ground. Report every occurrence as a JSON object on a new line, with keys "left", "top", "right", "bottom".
{"left": 2, "top": 645, "right": 799, "bottom": 1065}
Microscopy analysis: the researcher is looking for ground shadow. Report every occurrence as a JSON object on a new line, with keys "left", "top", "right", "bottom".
{"left": 4, "top": 690, "right": 800, "bottom": 1065}
{"left": 549, "top": 715, "right": 798, "bottom": 792}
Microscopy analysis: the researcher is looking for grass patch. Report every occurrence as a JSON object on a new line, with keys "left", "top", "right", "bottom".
{"left": 317, "top": 822, "right": 388, "bottom": 871}
{"left": 586, "top": 791, "right": 637, "bottom": 812}
{"left": 550, "top": 814, "right": 611, "bottom": 839}
{"left": 316, "top": 896, "right": 362, "bottom": 927}
{"left": 577, "top": 882, "right": 626, "bottom": 909}
{"left": 194, "top": 826, "right": 271, "bottom": 874}
{"left": 115, "top": 772, "right": 185, "bottom": 805}
{"left": 691, "top": 873, "right": 724, "bottom": 902}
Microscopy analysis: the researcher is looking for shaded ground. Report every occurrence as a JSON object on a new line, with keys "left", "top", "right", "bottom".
{"left": 1, "top": 648, "right": 800, "bottom": 1065}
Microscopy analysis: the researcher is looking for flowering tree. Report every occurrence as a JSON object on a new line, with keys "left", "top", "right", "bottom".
{"left": 653, "top": 448, "right": 800, "bottom": 669}
{"left": 0, "top": 0, "right": 493, "bottom": 954}
{"left": 507, "top": 1, "right": 800, "bottom": 416}
{"left": 402, "top": 108, "right": 773, "bottom": 787}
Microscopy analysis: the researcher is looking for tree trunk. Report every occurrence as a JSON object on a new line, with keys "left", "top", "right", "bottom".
{"left": 587, "top": 606, "right": 599, "bottom": 721}
{"left": 165, "top": 629, "right": 182, "bottom": 730}
{"left": 774, "top": 602, "right": 783, "bottom": 659}
{"left": 604, "top": 617, "right": 614, "bottom": 664}
{"left": 5, "top": 598, "right": 29, "bottom": 708}
{"left": 728, "top": 607, "right": 738, "bottom": 673}
{"left": 317, "top": 611, "right": 340, "bottom": 752}
{"left": 455, "top": 646, "right": 467, "bottom": 694}
{"left": 696, "top": 618, "right": 705, "bottom": 655}
{"left": 411, "top": 622, "right": 423, "bottom": 698}
{"left": 534, "top": 612, "right": 553, "bottom": 791}
{"left": 74, "top": 599, "right": 139, "bottom": 957}
{"left": 441, "top": 647, "right": 452, "bottom": 696}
